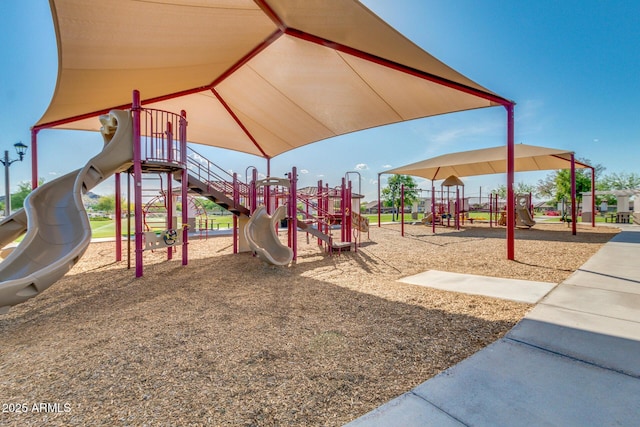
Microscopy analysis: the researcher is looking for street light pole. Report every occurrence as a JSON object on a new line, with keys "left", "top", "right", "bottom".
{"left": 1, "top": 142, "right": 29, "bottom": 217}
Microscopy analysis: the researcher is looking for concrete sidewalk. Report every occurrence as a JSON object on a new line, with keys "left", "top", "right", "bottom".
{"left": 346, "top": 227, "right": 640, "bottom": 426}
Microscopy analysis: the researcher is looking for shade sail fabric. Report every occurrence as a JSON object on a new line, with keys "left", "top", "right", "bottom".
{"left": 384, "top": 144, "right": 590, "bottom": 181}
{"left": 37, "top": 0, "right": 509, "bottom": 158}
{"left": 442, "top": 175, "right": 465, "bottom": 187}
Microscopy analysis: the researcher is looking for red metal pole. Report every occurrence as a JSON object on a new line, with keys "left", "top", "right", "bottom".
{"left": 166, "top": 121, "right": 173, "bottom": 261}
{"left": 266, "top": 158, "right": 271, "bottom": 214}
{"left": 31, "top": 129, "right": 39, "bottom": 190}
{"left": 341, "top": 177, "right": 347, "bottom": 242}
{"left": 115, "top": 173, "right": 122, "bottom": 261}
{"left": 132, "top": 90, "right": 144, "bottom": 277}
{"left": 456, "top": 186, "right": 460, "bottom": 230}
{"left": 317, "top": 180, "right": 323, "bottom": 246}
{"left": 233, "top": 173, "right": 238, "bottom": 254}
{"left": 347, "top": 180, "right": 353, "bottom": 243}
{"left": 325, "top": 183, "right": 330, "bottom": 244}
{"left": 377, "top": 173, "right": 381, "bottom": 227}
{"left": 591, "top": 167, "right": 596, "bottom": 228}
{"left": 431, "top": 183, "right": 436, "bottom": 233}
{"left": 571, "top": 154, "right": 577, "bottom": 235}
{"left": 489, "top": 193, "right": 493, "bottom": 228}
{"left": 251, "top": 168, "right": 258, "bottom": 214}
{"left": 401, "top": 184, "right": 405, "bottom": 237}
{"left": 506, "top": 103, "right": 515, "bottom": 260}
{"left": 291, "top": 166, "right": 297, "bottom": 261}
{"left": 181, "top": 110, "right": 188, "bottom": 266}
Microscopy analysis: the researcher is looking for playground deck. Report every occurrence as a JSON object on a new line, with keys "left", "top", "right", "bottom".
{"left": 0, "top": 223, "right": 618, "bottom": 426}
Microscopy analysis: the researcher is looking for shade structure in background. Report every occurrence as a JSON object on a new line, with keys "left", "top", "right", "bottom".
{"left": 384, "top": 144, "right": 590, "bottom": 180}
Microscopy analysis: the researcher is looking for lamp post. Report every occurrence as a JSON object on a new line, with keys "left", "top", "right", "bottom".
{"left": 1, "top": 142, "right": 29, "bottom": 217}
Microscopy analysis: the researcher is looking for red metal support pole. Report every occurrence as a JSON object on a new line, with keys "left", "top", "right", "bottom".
{"left": 377, "top": 173, "right": 381, "bottom": 227}
{"left": 132, "top": 90, "right": 144, "bottom": 277}
{"left": 506, "top": 103, "right": 515, "bottom": 260}
{"left": 490, "top": 193, "right": 493, "bottom": 227}
{"left": 181, "top": 110, "right": 188, "bottom": 266}
{"left": 266, "top": 158, "right": 271, "bottom": 214}
{"left": 341, "top": 177, "right": 347, "bottom": 242}
{"left": 401, "top": 184, "right": 405, "bottom": 237}
{"left": 591, "top": 167, "right": 596, "bottom": 228}
{"left": 571, "top": 154, "right": 577, "bottom": 235}
{"left": 291, "top": 166, "right": 298, "bottom": 261}
{"left": 115, "top": 173, "right": 122, "bottom": 261}
{"left": 30, "top": 129, "right": 39, "bottom": 190}
{"left": 233, "top": 173, "right": 238, "bottom": 254}
{"left": 251, "top": 168, "right": 258, "bottom": 214}
{"left": 347, "top": 180, "right": 353, "bottom": 243}
{"left": 166, "top": 121, "right": 173, "bottom": 261}
{"left": 431, "top": 183, "right": 436, "bottom": 234}
{"left": 456, "top": 187, "right": 460, "bottom": 230}
{"left": 317, "top": 180, "right": 323, "bottom": 246}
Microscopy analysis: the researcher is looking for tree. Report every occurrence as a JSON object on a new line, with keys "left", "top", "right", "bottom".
{"left": 552, "top": 168, "right": 593, "bottom": 204}
{"left": 10, "top": 179, "right": 45, "bottom": 211}
{"left": 199, "top": 198, "right": 223, "bottom": 213}
{"left": 536, "top": 158, "right": 604, "bottom": 204}
{"left": 493, "top": 182, "right": 537, "bottom": 200}
{"left": 94, "top": 195, "right": 116, "bottom": 214}
{"left": 596, "top": 172, "right": 640, "bottom": 205}
{"left": 598, "top": 172, "right": 640, "bottom": 190}
{"left": 381, "top": 174, "right": 419, "bottom": 221}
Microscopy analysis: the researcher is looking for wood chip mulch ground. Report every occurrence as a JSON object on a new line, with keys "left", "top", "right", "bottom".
{"left": 0, "top": 222, "right": 618, "bottom": 426}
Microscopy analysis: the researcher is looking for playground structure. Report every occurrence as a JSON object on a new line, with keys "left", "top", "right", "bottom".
{"left": 0, "top": 92, "right": 368, "bottom": 312}
{"left": 406, "top": 186, "right": 537, "bottom": 231}
{"left": 382, "top": 144, "right": 593, "bottom": 237}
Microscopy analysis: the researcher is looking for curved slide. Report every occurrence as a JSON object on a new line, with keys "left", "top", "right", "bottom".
{"left": 516, "top": 205, "right": 536, "bottom": 228}
{"left": 0, "top": 110, "right": 133, "bottom": 313}
{"left": 244, "top": 205, "right": 293, "bottom": 266}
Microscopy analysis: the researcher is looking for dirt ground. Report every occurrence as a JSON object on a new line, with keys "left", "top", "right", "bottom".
{"left": 0, "top": 222, "right": 618, "bottom": 426}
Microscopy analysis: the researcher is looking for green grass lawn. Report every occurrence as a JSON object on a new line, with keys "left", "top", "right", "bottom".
{"left": 6, "top": 210, "right": 624, "bottom": 243}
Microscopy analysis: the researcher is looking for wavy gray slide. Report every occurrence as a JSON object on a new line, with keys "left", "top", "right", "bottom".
{"left": 244, "top": 205, "right": 293, "bottom": 266}
{"left": 0, "top": 110, "right": 133, "bottom": 313}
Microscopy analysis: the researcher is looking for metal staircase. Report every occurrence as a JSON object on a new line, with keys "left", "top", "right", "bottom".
{"left": 296, "top": 197, "right": 352, "bottom": 252}
{"left": 180, "top": 147, "right": 251, "bottom": 217}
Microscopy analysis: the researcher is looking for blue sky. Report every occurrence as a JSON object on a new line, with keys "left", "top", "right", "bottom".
{"left": 1, "top": 0, "right": 639, "bottom": 201}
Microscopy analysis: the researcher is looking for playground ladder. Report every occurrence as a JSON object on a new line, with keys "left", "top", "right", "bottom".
{"left": 141, "top": 173, "right": 169, "bottom": 232}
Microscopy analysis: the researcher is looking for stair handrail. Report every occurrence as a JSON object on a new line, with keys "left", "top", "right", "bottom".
{"left": 185, "top": 146, "right": 251, "bottom": 201}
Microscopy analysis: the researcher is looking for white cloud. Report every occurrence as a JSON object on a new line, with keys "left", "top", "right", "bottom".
{"left": 381, "top": 164, "right": 392, "bottom": 169}
{"left": 355, "top": 163, "right": 368, "bottom": 170}
{"left": 299, "top": 169, "right": 309, "bottom": 174}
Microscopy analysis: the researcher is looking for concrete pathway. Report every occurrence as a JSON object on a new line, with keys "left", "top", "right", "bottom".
{"left": 398, "top": 270, "right": 556, "bottom": 304}
{"left": 346, "top": 226, "right": 640, "bottom": 426}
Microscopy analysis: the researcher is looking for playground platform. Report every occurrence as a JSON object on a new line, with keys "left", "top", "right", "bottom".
{"left": 346, "top": 223, "right": 640, "bottom": 426}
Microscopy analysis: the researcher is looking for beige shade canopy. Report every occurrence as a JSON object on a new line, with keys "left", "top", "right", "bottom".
{"left": 384, "top": 144, "right": 591, "bottom": 181}
{"left": 442, "top": 175, "right": 465, "bottom": 187}
{"left": 37, "top": 0, "right": 510, "bottom": 159}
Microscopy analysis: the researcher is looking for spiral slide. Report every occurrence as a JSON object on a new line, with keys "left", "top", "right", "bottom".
{"left": 0, "top": 110, "right": 134, "bottom": 314}
{"left": 244, "top": 205, "right": 293, "bottom": 266}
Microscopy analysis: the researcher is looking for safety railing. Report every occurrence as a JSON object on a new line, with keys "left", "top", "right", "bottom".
{"left": 185, "top": 146, "right": 252, "bottom": 210}
{"left": 140, "top": 108, "right": 186, "bottom": 167}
